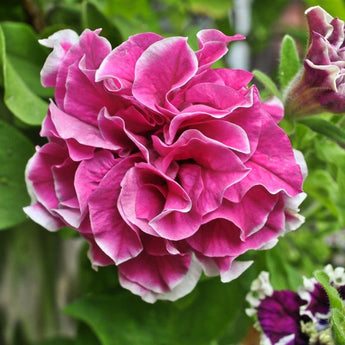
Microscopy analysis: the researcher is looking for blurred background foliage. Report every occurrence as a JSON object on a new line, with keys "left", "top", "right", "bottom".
{"left": 1, "top": 0, "right": 345, "bottom": 344}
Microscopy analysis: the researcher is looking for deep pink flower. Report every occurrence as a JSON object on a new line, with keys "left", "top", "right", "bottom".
{"left": 286, "top": 6, "right": 345, "bottom": 116}
{"left": 25, "top": 28, "right": 306, "bottom": 302}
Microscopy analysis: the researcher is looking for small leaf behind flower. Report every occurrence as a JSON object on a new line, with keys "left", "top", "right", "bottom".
{"left": 298, "top": 117, "right": 345, "bottom": 145}
{"left": 279, "top": 35, "right": 300, "bottom": 91}
{"left": 81, "top": 1, "right": 122, "bottom": 47}
{"left": 253, "top": 69, "right": 281, "bottom": 99}
{"left": 0, "top": 25, "right": 48, "bottom": 125}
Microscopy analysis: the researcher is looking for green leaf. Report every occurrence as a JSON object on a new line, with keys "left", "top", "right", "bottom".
{"left": 303, "top": 169, "right": 339, "bottom": 218}
{"left": 253, "top": 69, "right": 281, "bottom": 99}
{"left": 75, "top": 323, "right": 102, "bottom": 345}
{"left": 0, "top": 119, "right": 34, "bottom": 230}
{"left": 315, "top": 270, "right": 343, "bottom": 310}
{"left": 3, "top": 60, "right": 48, "bottom": 125}
{"left": 1, "top": 22, "right": 53, "bottom": 98}
{"left": 188, "top": 0, "right": 232, "bottom": 19}
{"left": 45, "top": 4, "right": 81, "bottom": 31}
{"left": 0, "top": 25, "right": 48, "bottom": 125}
{"left": 332, "top": 309, "right": 345, "bottom": 345}
{"left": 81, "top": 1, "right": 123, "bottom": 47}
{"left": 65, "top": 277, "right": 248, "bottom": 345}
{"left": 265, "top": 243, "right": 302, "bottom": 291}
{"left": 298, "top": 117, "right": 345, "bottom": 144}
{"left": 313, "top": 140, "right": 345, "bottom": 226}
{"left": 104, "top": 0, "right": 152, "bottom": 19}
{"left": 279, "top": 35, "right": 300, "bottom": 91}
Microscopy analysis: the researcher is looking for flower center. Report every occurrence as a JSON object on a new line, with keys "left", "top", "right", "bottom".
{"left": 300, "top": 321, "right": 334, "bottom": 345}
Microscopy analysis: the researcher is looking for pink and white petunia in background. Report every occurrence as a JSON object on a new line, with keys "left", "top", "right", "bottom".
{"left": 24, "top": 28, "right": 306, "bottom": 303}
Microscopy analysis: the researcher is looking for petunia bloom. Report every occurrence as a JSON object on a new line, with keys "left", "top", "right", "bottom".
{"left": 246, "top": 265, "right": 345, "bottom": 345}
{"left": 286, "top": 6, "right": 345, "bottom": 116}
{"left": 25, "top": 28, "right": 306, "bottom": 302}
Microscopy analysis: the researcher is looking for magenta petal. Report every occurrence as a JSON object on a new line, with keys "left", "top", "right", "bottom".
{"left": 188, "top": 194, "right": 285, "bottom": 258}
{"left": 96, "top": 32, "right": 163, "bottom": 92}
{"left": 88, "top": 156, "right": 143, "bottom": 265}
{"left": 154, "top": 130, "right": 249, "bottom": 214}
{"left": 63, "top": 62, "right": 117, "bottom": 126}
{"left": 184, "top": 83, "right": 248, "bottom": 111}
{"left": 26, "top": 142, "right": 68, "bottom": 210}
{"left": 23, "top": 203, "right": 64, "bottom": 231}
{"left": 212, "top": 68, "right": 253, "bottom": 89}
{"left": 187, "top": 219, "right": 244, "bottom": 257}
{"left": 98, "top": 107, "right": 149, "bottom": 158}
{"left": 55, "top": 29, "right": 111, "bottom": 108}
{"left": 215, "top": 186, "right": 279, "bottom": 238}
{"left": 118, "top": 163, "right": 200, "bottom": 240}
{"left": 74, "top": 150, "right": 117, "bottom": 214}
{"left": 53, "top": 159, "right": 79, "bottom": 207}
{"left": 245, "top": 115, "right": 303, "bottom": 196}
{"left": 24, "top": 141, "right": 82, "bottom": 229}
{"left": 133, "top": 37, "right": 198, "bottom": 110}
{"left": 196, "top": 29, "right": 244, "bottom": 71}
{"left": 49, "top": 102, "right": 121, "bottom": 154}
{"left": 78, "top": 218, "right": 114, "bottom": 266}
{"left": 197, "top": 255, "right": 253, "bottom": 283}
{"left": 39, "top": 29, "right": 79, "bottom": 87}
{"left": 118, "top": 251, "right": 191, "bottom": 294}
{"left": 261, "top": 97, "right": 284, "bottom": 123}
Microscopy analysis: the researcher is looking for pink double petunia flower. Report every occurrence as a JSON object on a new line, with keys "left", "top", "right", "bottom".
{"left": 24, "top": 28, "right": 306, "bottom": 302}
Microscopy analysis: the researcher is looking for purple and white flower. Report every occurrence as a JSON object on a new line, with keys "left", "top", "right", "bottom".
{"left": 246, "top": 265, "right": 344, "bottom": 345}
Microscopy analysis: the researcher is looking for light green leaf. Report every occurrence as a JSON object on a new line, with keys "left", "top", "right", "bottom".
{"left": 279, "top": 35, "right": 300, "bottom": 91}
{"left": 303, "top": 169, "right": 338, "bottom": 218}
{"left": 1, "top": 22, "right": 53, "bottom": 98}
{"left": 313, "top": 140, "right": 345, "bottom": 226}
{"left": 3, "top": 60, "right": 48, "bottom": 125}
{"left": 0, "top": 119, "right": 34, "bottom": 230}
{"left": 332, "top": 309, "right": 345, "bottom": 345}
{"left": 104, "top": 0, "right": 152, "bottom": 19}
{"left": 188, "top": 0, "right": 232, "bottom": 19}
{"left": 253, "top": 69, "right": 281, "bottom": 99}
{"left": 265, "top": 244, "right": 302, "bottom": 291}
{"left": 298, "top": 117, "right": 345, "bottom": 144}
{"left": 0, "top": 25, "right": 48, "bottom": 125}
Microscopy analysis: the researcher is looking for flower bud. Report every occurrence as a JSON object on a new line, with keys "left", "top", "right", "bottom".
{"left": 285, "top": 6, "right": 345, "bottom": 117}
